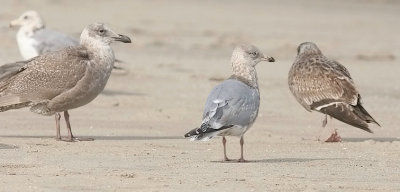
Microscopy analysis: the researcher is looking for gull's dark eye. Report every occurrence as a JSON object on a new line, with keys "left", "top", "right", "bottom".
{"left": 23, "top": 16, "right": 28, "bottom": 20}
{"left": 249, "top": 51, "right": 258, "bottom": 57}
{"left": 99, "top": 29, "right": 105, "bottom": 34}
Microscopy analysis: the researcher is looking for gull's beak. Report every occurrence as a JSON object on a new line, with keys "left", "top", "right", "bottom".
{"left": 261, "top": 55, "right": 275, "bottom": 62}
{"left": 9, "top": 19, "right": 20, "bottom": 28}
{"left": 112, "top": 34, "right": 131, "bottom": 43}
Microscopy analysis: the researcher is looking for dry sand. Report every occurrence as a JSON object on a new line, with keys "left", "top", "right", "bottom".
{"left": 0, "top": 0, "right": 400, "bottom": 191}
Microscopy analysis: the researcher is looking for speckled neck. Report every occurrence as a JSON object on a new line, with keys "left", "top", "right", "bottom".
{"left": 232, "top": 63, "right": 258, "bottom": 89}
{"left": 79, "top": 37, "right": 115, "bottom": 77}
{"left": 92, "top": 45, "right": 115, "bottom": 74}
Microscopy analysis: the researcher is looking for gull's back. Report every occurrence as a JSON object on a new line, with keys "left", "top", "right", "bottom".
{"left": 33, "top": 28, "right": 78, "bottom": 55}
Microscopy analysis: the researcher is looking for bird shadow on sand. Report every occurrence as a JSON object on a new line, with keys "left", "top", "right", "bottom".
{"left": 0, "top": 143, "right": 19, "bottom": 149}
{"left": 211, "top": 157, "right": 344, "bottom": 164}
{"left": 101, "top": 89, "right": 147, "bottom": 96}
{"left": 91, "top": 135, "right": 183, "bottom": 140}
{"left": 0, "top": 135, "right": 183, "bottom": 141}
{"left": 341, "top": 137, "right": 400, "bottom": 142}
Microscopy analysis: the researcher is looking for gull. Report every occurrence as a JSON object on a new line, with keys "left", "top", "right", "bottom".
{"left": 288, "top": 42, "right": 380, "bottom": 142}
{"left": 9, "top": 10, "right": 78, "bottom": 60}
{"left": 8, "top": 10, "right": 126, "bottom": 73}
{"left": 185, "top": 44, "right": 275, "bottom": 162}
{"left": 0, "top": 23, "right": 131, "bottom": 141}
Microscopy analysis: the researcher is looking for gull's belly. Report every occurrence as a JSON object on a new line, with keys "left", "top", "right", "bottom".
{"left": 218, "top": 125, "right": 249, "bottom": 137}
{"left": 69, "top": 68, "right": 112, "bottom": 108}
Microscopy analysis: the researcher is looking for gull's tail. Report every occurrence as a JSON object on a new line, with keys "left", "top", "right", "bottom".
{"left": 184, "top": 123, "right": 233, "bottom": 141}
{"left": 320, "top": 100, "right": 380, "bottom": 133}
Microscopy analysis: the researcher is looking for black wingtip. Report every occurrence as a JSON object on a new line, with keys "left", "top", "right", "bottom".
{"left": 365, "top": 114, "right": 381, "bottom": 128}
{"left": 184, "top": 124, "right": 234, "bottom": 139}
{"left": 356, "top": 102, "right": 381, "bottom": 129}
{"left": 363, "top": 127, "right": 373, "bottom": 134}
{"left": 184, "top": 128, "right": 198, "bottom": 138}
{"left": 350, "top": 123, "right": 373, "bottom": 134}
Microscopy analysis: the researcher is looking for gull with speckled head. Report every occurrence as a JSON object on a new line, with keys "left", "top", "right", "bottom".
{"left": 0, "top": 23, "right": 131, "bottom": 142}
{"left": 184, "top": 44, "right": 275, "bottom": 162}
{"left": 288, "top": 42, "right": 380, "bottom": 142}
{"left": 5, "top": 10, "right": 126, "bottom": 77}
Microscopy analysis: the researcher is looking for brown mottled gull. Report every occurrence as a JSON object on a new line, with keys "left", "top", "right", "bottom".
{"left": 7, "top": 10, "right": 126, "bottom": 75}
{"left": 184, "top": 44, "right": 275, "bottom": 162}
{"left": 0, "top": 23, "right": 131, "bottom": 141}
{"left": 288, "top": 42, "right": 380, "bottom": 142}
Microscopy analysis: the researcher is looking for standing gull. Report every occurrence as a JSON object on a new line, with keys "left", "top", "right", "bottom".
{"left": 9, "top": 10, "right": 78, "bottom": 60}
{"left": 184, "top": 44, "right": 275, "bottom": 162}
{"left": 0, "top": 23, "right": 131, "bottom": 141}
{"left": 7, "top": 10, "right": 126, "bottom": 73}
{"left": 288, "top": 42, "right": 380, "bottom": 142}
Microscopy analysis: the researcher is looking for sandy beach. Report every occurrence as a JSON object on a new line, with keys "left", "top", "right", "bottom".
{"left": 0, "top": 0, "right": 400, "bottom": 191}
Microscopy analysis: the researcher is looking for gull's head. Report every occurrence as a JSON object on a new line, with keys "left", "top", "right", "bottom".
{"left": 80, "top": 23, "right": 131, "bottom": 46}
{"left": 231, "top": 44, "right": 275, "bottom": 67}
{"left": 9, "top": 10, "right": 45, "bottom": 31}
{"left": 297, "top": 42, "right": 322, "bottom": 56}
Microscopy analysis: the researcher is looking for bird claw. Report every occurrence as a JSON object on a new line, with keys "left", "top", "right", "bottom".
{"left": 56, "top": 137, "right": 94, "bottom": 142}
{"left": 237, "top": 158, "right": 248, "bottom": 163}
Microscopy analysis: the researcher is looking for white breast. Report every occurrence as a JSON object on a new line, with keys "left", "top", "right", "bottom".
{"left": 16, "top": 30, "right": 40, "bottom": 60}
{"left": 218, "top": 125, "right": 249, "bottom": 137}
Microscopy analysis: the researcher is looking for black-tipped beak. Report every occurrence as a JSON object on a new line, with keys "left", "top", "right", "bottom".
{"left": 262, "top": 56, "right": 275, "bottom": 62}
{"left": 113, "top": 34, "right": 131, "bottom": 43}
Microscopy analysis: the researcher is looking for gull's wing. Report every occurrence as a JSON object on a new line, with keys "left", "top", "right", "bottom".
{"left": 0, "top": 60, "right": 29, "bottom": 82}
{"left": 288, "top": 56, "right": 358, "bottom": 112}
{"left": 0, "top": 46, "right": 89, "bottom": 111}
{"left": 202, "top": 79, "right": 260, "bottom": 128}
{"left": 32, "top": 28, "right": 79, "bottom": 54}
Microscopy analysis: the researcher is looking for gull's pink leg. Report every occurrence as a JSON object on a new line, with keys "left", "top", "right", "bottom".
{"left": 64, "top": 110, "right": 94, "bottom": 142}
{"left": 55, "top": 112, "right": 61, "bottom": 141}
{"left": 238, "top": 136, "right": 247, "bottom": 162}
{"left": 222, "top": 136, "right": 230, "bottom": 161}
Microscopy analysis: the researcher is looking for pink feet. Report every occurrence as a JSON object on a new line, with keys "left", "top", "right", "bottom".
{"left": 325, "top": 130, "right": 342, "bottom": 142}
{"left": 56, "top": 136, "right": 94, "bottom": 142}
{"left": 224, "top": 157, "right": 232, "bottom": 162}
{"left": 222, "top": 157, "right": 248, "bottom": 163}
